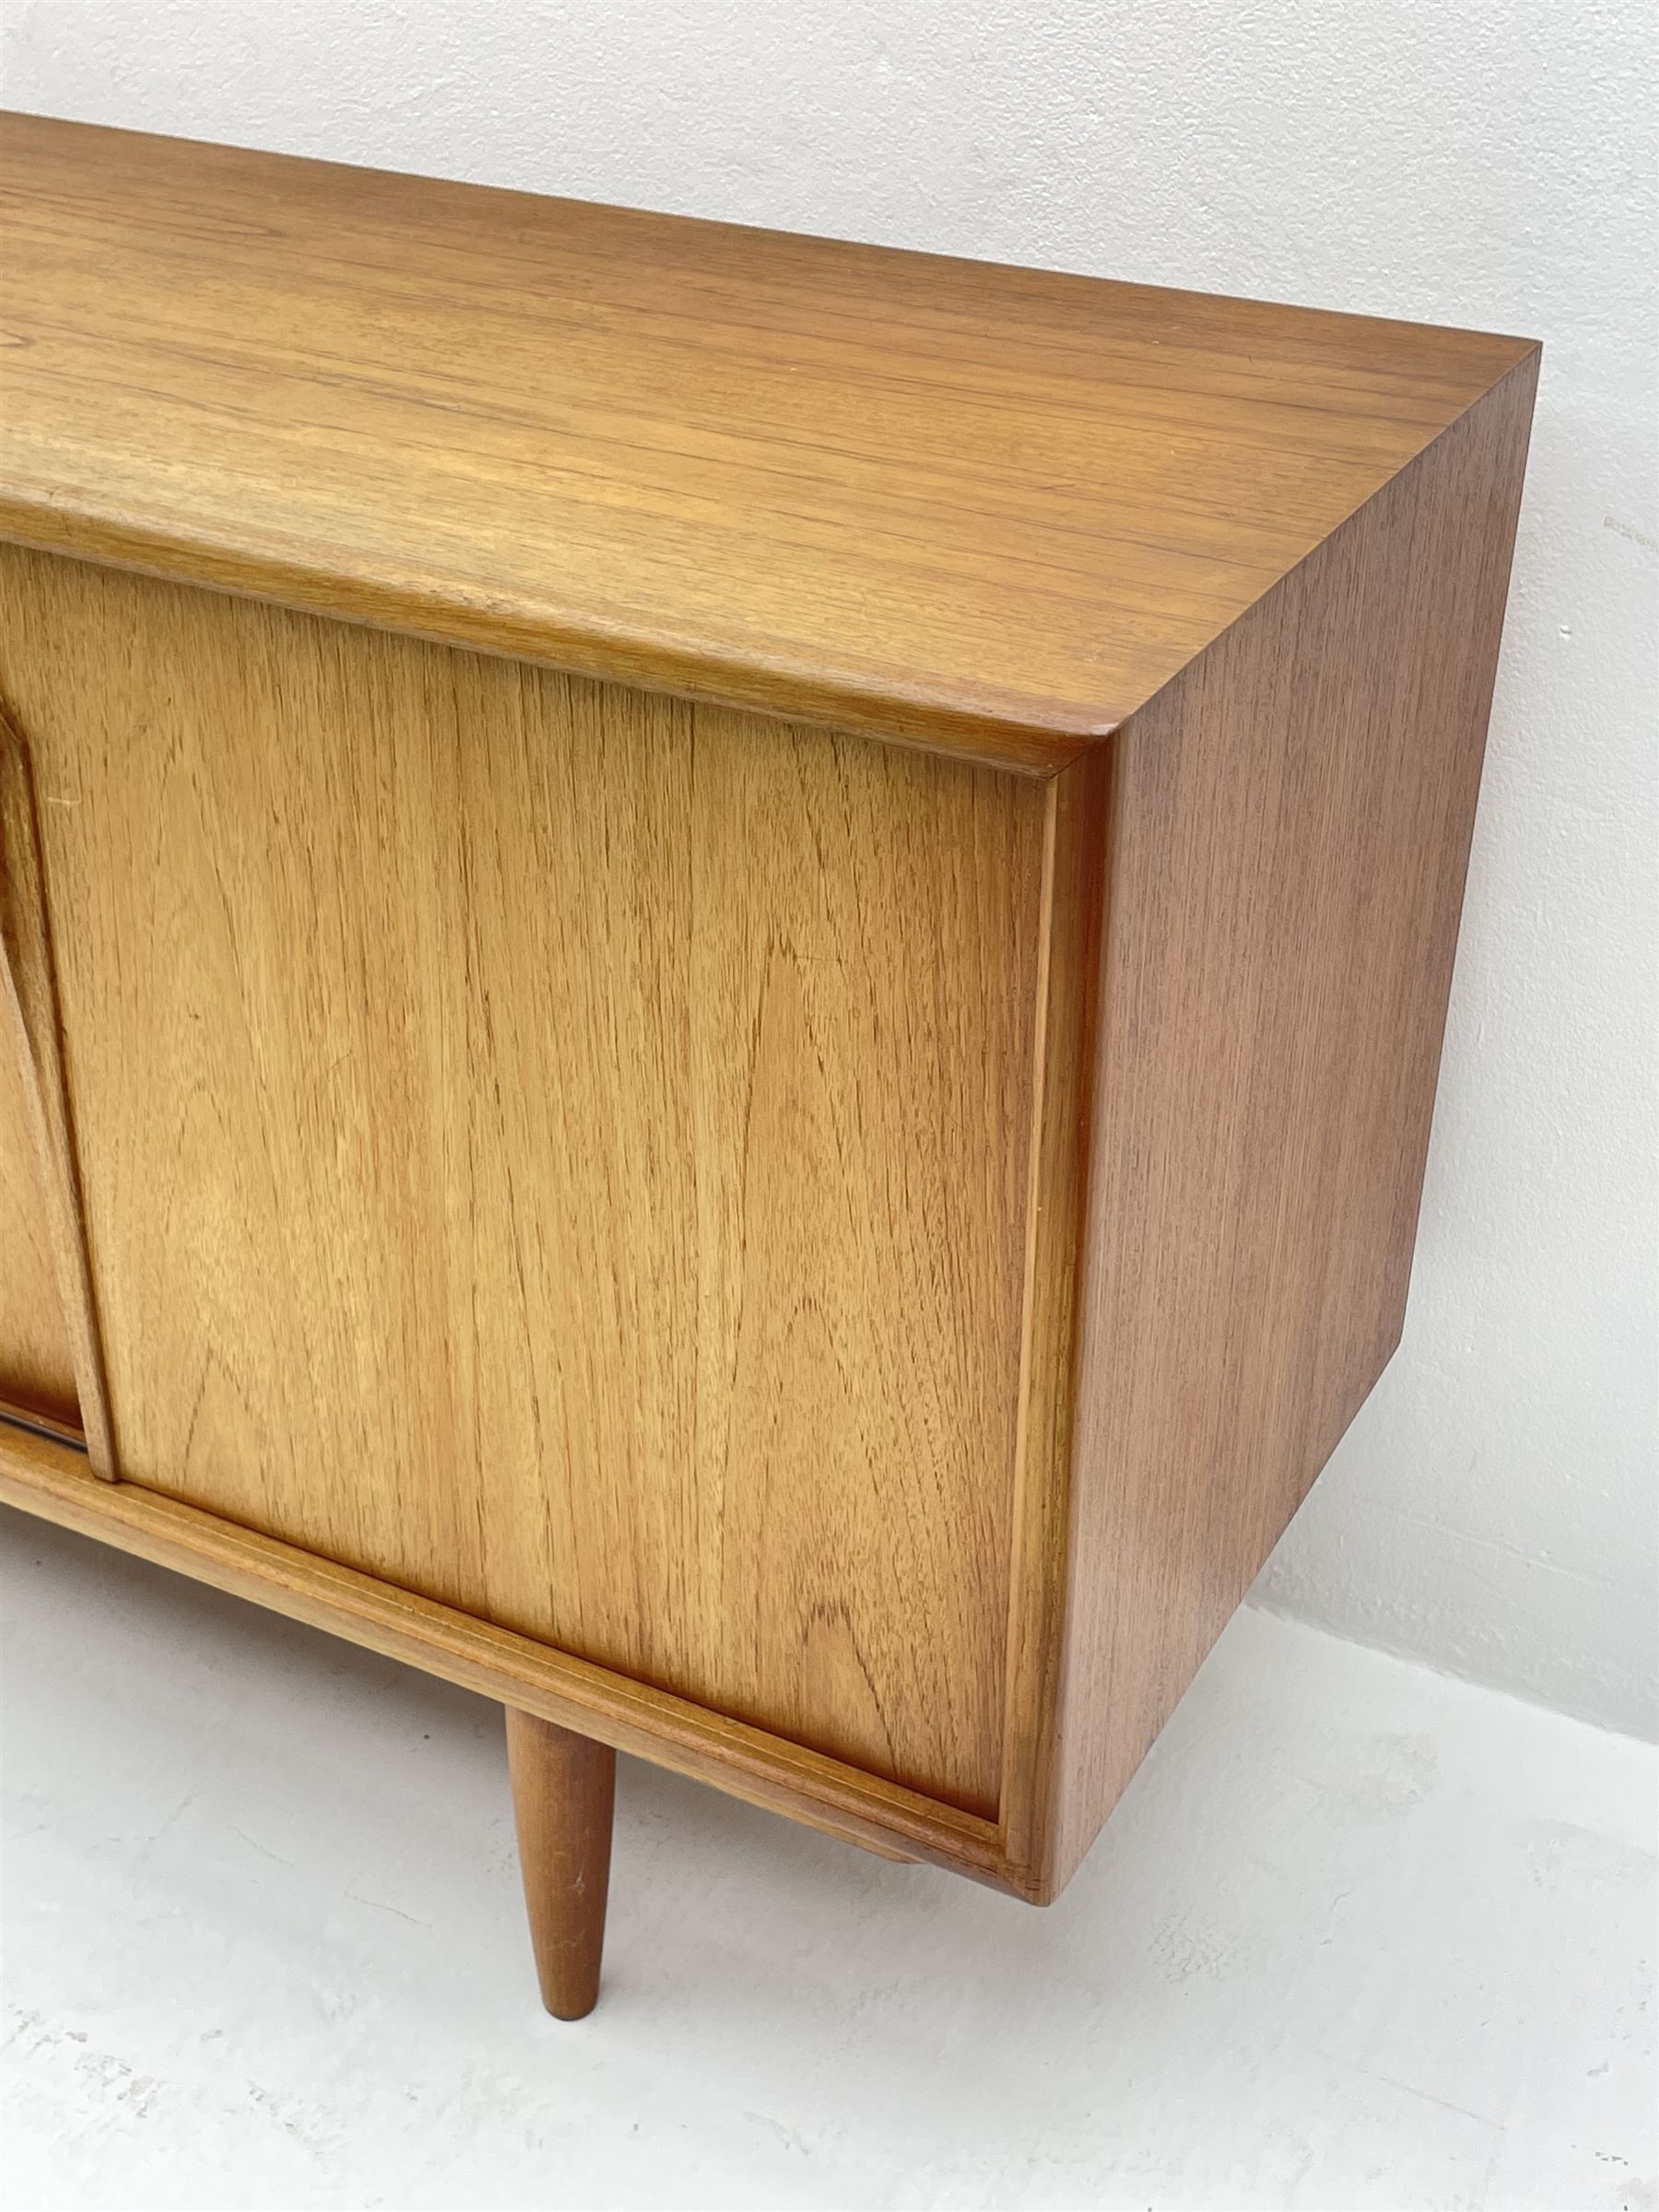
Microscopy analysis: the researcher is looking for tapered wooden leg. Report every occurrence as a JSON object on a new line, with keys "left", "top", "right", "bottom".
{"left": 504, "top": 1708, "right": 616, "bottom": 2019}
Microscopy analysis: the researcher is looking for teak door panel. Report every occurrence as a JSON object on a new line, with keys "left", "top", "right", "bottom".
{"left": 0, "top": 542, "right": 1044, "bottom": 1818}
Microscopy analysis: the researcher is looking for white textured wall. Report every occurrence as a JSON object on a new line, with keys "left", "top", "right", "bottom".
{"left": 4, "top": 1, "right": 1654, "bottom": 1738}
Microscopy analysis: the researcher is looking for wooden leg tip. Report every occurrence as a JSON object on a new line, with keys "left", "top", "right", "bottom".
{"left": 544, "top": 1988, "right": 601, "bottom": 2022}
{"left": 505, "top": 1706, "right": 616, "bottom": 2023}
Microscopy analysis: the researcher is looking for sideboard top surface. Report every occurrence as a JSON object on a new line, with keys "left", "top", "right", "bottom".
{"left": 0, "top": 111, "right": 1535, "bottom": 768}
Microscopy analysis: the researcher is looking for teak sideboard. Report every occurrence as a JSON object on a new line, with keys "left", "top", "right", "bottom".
{"left": 0, "top": 112, "right": 1536, "bottom": 2018}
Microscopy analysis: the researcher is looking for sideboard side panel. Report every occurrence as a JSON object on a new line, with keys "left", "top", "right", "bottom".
{"left": 1048, "top": 357, "right": 1539, "bottom": 1892}
{"left": 0, "top": 545, "right": 1044, "bottom": 1819}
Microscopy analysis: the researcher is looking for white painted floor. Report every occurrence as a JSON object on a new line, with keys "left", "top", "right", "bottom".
{"left": 1, "top": 1507, "right": 1653, "bottom": 2212}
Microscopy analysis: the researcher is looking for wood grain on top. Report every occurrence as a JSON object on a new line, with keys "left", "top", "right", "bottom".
{"left": 0, "top": 112, "right": 1535, "bottom": 768}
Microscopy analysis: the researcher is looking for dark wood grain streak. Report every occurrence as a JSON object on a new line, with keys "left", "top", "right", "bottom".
{"left": 0, "top": 712, "right": 113, "bottom": 1473}
{"left": 0, "top": 997, "right": 78, "bottom": 1430}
